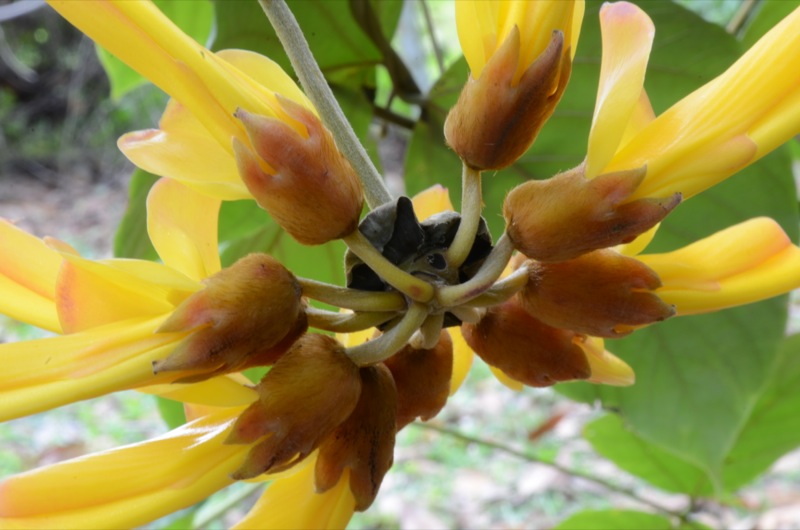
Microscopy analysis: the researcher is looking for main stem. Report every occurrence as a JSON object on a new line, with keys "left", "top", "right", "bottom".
{"left": 258, "top": 0, "right": 392, "bottom": 209}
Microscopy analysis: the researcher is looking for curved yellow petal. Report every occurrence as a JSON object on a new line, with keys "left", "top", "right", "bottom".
{"left": 489, "top": 364, "right": 525, "bottom": 392}
{"left": 118, "top": 99, "right": 250, "bottom": 201}
{"left": 49, "top": 0, "right": 307, "bottom": 156}
{"left": 139, "top": 373, "right": 257, "bottom": 408}
{"left": 612, "top": 6, "right": 800, "bottom": 200}
{"left": 576, "top": 336, "right": 635, "bottom": 386}
{"left": 586, "top": 2, "right": 654, "bottom": 179}
{"left": 234, "top": 456, "right": 356, "bottom": 530}
{"left": 0, "top": 408, "right": 247, "bottom": 529}
{"left": 217, "top": 49, "right": 313, "bottom": 115}
{"left": 449, "top": 326, "right": 475, "bottom": 395}
{"left": 411, "top": 185, "right": 455, "bottom": 221}
{"left": 54, "top": 252, "right": 197, "bottom": 334}
{"left": 0, "top": 317, "right": 189, "bottom": 422}
{"left": 615, "top": 222, "right": 660, "bottom": 257}
{"left": 147, "top": 178, "right": 222, "bottom": 282}
{"left": 456, "top": 0, "right": 582, "bottom": 81}
{"left": 0, "top": 220, "right": 61, "bottom": 332}
{"left": 638, "top": 218, "right": 800, "bottom": 315}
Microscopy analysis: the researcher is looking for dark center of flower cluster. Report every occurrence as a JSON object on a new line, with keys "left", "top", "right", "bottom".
{"left": 345, "top": 196, "right": 493, "bottom": 327}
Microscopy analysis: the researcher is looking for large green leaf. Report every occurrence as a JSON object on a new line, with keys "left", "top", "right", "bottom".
{"left": 585, "top": 414, "right": 712, "bottom": 496}
{"left": 584, "top": 334, "right": 800, "bottom": 496}
{"left": 96, "top": 0, "right": 214, "bottom": 100}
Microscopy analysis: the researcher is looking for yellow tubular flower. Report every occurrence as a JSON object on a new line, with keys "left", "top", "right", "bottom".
{"left": 445, "top": 0, "right": 585, "bottom": 170}
{"left": 0, "top": 179, "right": 221, "bottom": 421}
{"left": 587, "top": 2, "right": 800, "bottom": 200}
{"left": 457, "top": 0, "right": 584, "bottom": 82}
{"left": 48, "top": 0, "right": 313, "bottom": 200}
{"left": 0, "top": 374, "right": 356, "bottom": 529}
{"left": 637, "top": 218, "right": 800, "bottom": 315}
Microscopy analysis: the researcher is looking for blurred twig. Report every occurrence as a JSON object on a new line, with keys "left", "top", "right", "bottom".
{"left": 415, "top": 421, "right": 693, "bottom": 523}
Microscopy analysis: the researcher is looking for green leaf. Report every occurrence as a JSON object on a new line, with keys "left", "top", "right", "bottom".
{"left": 155, "top": 396, "right": 187, "bottom": 430}
{"left": 741, "top": 0, "right": 797, "bottom": 48}
{"left": 113, "top": 169, "right": 159, "bottom": 260}
{"left": 554, "top": 510, "right": 672, "bottom": 530}
{"left": 721, "top": 333, "right": 800, "bottom": 490}
{"left": 96, "top": 0, "right": 214, "bottom": 100}
{"left": 219, "top": 204, "right": 347, "bottom": 287}
{"left": 585, "top": 414, "right": 712, "bottom": 495}
{"left": 212, "top": 0, "right": 400, "bottom": 76}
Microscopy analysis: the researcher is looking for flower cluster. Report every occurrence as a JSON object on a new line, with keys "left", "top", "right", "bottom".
{"left": 1, "top": 0, "right": 799, "bottom": 528}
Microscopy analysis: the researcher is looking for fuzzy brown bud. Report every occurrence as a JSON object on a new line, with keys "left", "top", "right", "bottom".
{"left": 383, "top": 330, "right": 453, "bottom": 430}
{"left": 520, "top": 251, "right": 676, "bottom": 337}
{"left": 504, "top": 165, "right": 681, "bottom": 262}
{"left": 445, "top": 28, "right": 571, "bottom": 170}
{"left": 315, "top": 364, "right": 397, "bottom": 511}
{"left": 461, "top": 299, "right": 590, "bottom": 387}
{"left": 227, "top": 334, "right": 361, "bottom": 479}
{"left": 152, "top": 254, "right": 306, "bottom": 383}
{"left": 233, "top": 97, "right": 364, "bottom": 245}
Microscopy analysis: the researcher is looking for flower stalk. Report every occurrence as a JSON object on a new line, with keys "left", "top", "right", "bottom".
{"left": 258, "top": 0, "right": 392, "bottom": 209}
{"left": 445, "top": 164, "right": 483, "bottom": 268}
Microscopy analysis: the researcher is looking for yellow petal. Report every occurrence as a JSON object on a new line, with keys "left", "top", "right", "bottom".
{"left": 234, "top": 456, "right": 356, "bottom": 530}
{"left": 618, "top": 89, "right": 656, "bottom": 151}
{"left": 147, "top": 178, "right": 221, "bottom": 282}
{"left": 48, "top": 1, "right": 305, "bottom": 155}
{"left": 54, "top": 251, "right": 198, "bottom": 333}
{"left": 576, "top": 336, "right": 635, "bottom": 386}
{"left": 0, "top": 220, "right": 62, "bottom": 332}
{"left": 586, "top": 2, "right": 654, "bottom": 179}
{"left": 456, "top": 0, "right": 583, "bottom": 81}
{"left": 615, "top": 222, "right": 660, "bottom": 257}
{"left": 638, "top": 218, "right": 800, "bottom": 315}
{"left": 489, "top": 364, "right": 525, "bottom": 392}
{"left": 138, "top": 372, "right": 257, "bottom": 408}
{"left": 411, "top": 185, "right": 455, "bottom": 221}
{"left": 118, "top": 99, "right": 250, "bottom": 201}
{"left": 612, "top": 6, "right": 800, "bottom": 200}
{"left": 0, "top": 317, "right": 189, "bottom": 422}
{"left": 0, "top": 408, "right": 247, "bottom": 529}
{"left": 449, "top": 326, "right": 475, "bottom": 395}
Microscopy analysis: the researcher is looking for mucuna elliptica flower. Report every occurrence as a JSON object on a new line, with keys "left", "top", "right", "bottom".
{"left": 2, "top": 0, "right": 800, "bottom": 528}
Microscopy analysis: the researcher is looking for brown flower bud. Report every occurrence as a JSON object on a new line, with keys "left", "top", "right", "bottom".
{"left": 152, "top": 254, "right": 306, "bottom": 383}
{"left": 233, "top": 96, "right": 364, "bottom": 245}
{"left": 445, "top": 28, "right": 571, "bottom": 170}
{"left": 226, "top": 334, "right": 361, "bottom": 479}
{"left": 315, "top": 364, "right": 397, "bottom": 511}
{"left": 383, "top": 330, "right": 453, "bottom": 430}
{"left": 520, "top": 251, "right": 676, "bottom": 337}
{"left": 504, "top": 165, "right": 681, "bottom": 262}
{"left": 461, "top": 298, "right": 590, "bottom": 387}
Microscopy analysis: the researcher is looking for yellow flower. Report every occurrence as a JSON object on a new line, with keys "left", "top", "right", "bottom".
{"left": 0, "top": 179, "right": 220, "bottom": 421}
{"left": 51, "top": 0, "right": 365, "bottom": 247}
{"left": 586, "top": 2, "right": 800, "bottom": 200}
{"left": 445, "top": 0, "right": 585, "bottom": 170}
{"left": 635, "top": 218, "right": 800, "bottom": 315}
{"left": 49, "top": 0, "right": 313, "bottom": 201}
